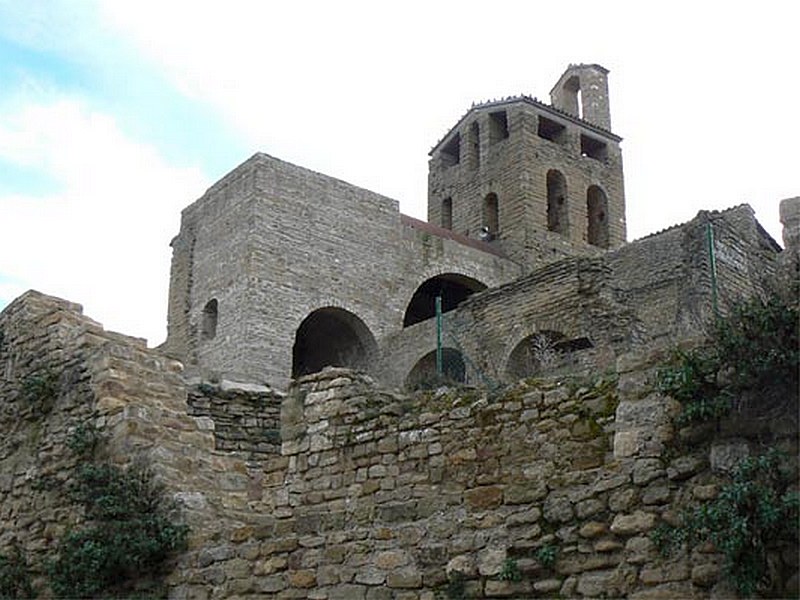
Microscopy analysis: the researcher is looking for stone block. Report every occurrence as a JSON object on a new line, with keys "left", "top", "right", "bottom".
{"left": 328, "top": 584, "right": 367, "bottom": 600}
{"left": 386, "top": 567, "right": 422, "bottom": 589}
{"left": 504, "top": 482, "right": 547, "bottom": 504}
{"left": 575, "top": 497, "right": 604, "bottom": 518}
{"left": 477, "top": 547, "right": 506, "bottom": 576}
{"left": 376, "top": 550, "right": 408, "bottom": 570}
{"left": 579, "top": 521, "right": 607, "bottom": 538}
{"left": 355, "top": 566, "right": 386, "bottom": 585}
{"left": 543, "top": 494, "right": 573, "bottom": 523}
{"left": 710, "top": 439, "right": 749, "bottom": 473}
{"left": 577, "top": 570, "right": 615, "bottom": 597}
{"left": 610, "top": 511, "right": 656, "bottom": 535}
{"left": 465, "top": 485, "right": 503, "bottom": 510}
{"left": 691, "top": 563, "right": 719, "bottom": 587}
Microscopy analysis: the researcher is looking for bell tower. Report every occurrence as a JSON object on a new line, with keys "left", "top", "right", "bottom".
{"left": 427, "top": 64, "right": 626, "bottom": 270}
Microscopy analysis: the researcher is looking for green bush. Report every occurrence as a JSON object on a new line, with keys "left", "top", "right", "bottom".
{"left": 0, "top": 545, "right": 33, "bottom": 599}
{"left": 48, "top": 461, "right": 188, "bottom": 598}
{"left": 19, "top": 370, "right": 59, "bottom": 415}
{"left": 652, "top": 450, "right": 799, "bottom": 596}
{"left": 657, "top": 294, "right": 798, "bottom": 425}
{"left": 66, "top": 422, "right": 101, "bottom": 458}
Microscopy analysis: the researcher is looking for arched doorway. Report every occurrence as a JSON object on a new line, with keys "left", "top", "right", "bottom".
{"left": 292, "top": 307, "right": 377, "bottom": 378}
{"left": 403, "top": 273, "right": 488, "bottom": 327}
{"left": 405, "top": 348, "right": 466, "bottom": 389}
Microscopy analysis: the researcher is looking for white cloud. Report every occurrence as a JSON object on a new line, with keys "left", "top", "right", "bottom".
{"left": 0, "top": 94, "right": 208, "bottom": 344}
{"left": 95, "top": 1, "right": 794, "bottom": 243}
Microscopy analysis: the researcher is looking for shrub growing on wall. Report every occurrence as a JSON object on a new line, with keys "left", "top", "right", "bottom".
{"left": 653, "top": 450, "right": 799, "bottom": 596}
{"left": 47, "top": 427, "right": 189, "bottom": 598}
{"left": 657, "top": 293, "right": 798, "bottom": 425}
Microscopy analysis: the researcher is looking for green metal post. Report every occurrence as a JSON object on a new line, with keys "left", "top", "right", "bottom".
{"left": 706, "top": 222, "right": 719, "bottom": 317}
{"left": 435, "top": 296, "right": 443, "bottom": 376}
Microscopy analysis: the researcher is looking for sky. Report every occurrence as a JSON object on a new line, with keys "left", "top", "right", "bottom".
{"left": 0, "top": 1, "right": 796, "bottom": 346}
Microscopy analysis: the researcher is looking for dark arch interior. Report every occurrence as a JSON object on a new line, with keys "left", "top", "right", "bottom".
{"left": 546, "top": 169, "right": 569, "bottom": 236}
{"left": 506, "top": 331, "right": 593, "bottom": 381}
{"left": 587, "top": 185, "right": 609, "bottom": 248}
{"left": 403, "top": 274, "right": 487, "bottom": 327}
{"left": 292, "top": 308, "right": 377, "bottom": 378}
{"left": 201, "top": 299, "right": 218, "bottom": 340}
{"left": 405, "top": 347, "right": 466, "bottom": 389}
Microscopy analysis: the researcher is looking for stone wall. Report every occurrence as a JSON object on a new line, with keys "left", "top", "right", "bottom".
{"left": 1, "top": 291, "right": 796, "bottom": 598}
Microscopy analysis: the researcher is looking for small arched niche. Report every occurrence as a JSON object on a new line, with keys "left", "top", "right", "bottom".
{"left": 405, "top": 347, "right": 466, "bottom": 389}
{"left": 201, "top": 299, "right": 218, "bottom": 340}
{"left": 587, "top": 185, "right": 610, "bottom": 248}
{"left": 292, "top": 307, "right": 377, "bottom": 378}
{"left": 546, "top": 170, "right": 569, "bottom": 236}
{"left": 403, "top": 273, "right": 487, "bottom": 328}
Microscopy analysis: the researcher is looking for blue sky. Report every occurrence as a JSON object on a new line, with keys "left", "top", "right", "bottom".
{"left": 1, "top": 1, "right": 796, "bottom": 345}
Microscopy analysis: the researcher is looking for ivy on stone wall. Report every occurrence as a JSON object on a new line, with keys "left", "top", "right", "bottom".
{"left": 653, "top": 450, "right": 799, "bottom": 596}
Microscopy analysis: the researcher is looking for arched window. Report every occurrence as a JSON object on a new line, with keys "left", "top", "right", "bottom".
{"left": 441, "top": 197, "right": 453, "bottom": 230}
{"left": 587, "top": 185, "right": 609, "bottom": 248}
{"left": 405, "top": 348, "right": 466, "bottom": 389}
{"left": 201, "top": 299, "right": 218, "bottom": 340}
{"left": 546, "top": 170, "right": 569, "bottom": 236}
{"left": 483, "top": 193, "right": 499, "bottom": 236}
{"left": 292, "top": 307, "right": 377, "bottom": 378}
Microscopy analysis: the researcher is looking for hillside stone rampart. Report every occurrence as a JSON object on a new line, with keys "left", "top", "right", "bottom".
{"left": 1, "top": 291, "right": 796, "bottom": 598}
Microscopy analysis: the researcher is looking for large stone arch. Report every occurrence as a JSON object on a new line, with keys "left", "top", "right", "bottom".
{"left": 402, "top": 273, "right": 488, "bottom": 327}
{"left": 292, "top": 307, "right": 378, "bottom": 378}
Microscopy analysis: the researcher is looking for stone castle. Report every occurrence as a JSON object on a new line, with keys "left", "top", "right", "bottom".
{"left": 0, "top": 64, "right": 797, "bottom": 598}
{"left": 161, "top": 63, "right": 780, "bottom": 393}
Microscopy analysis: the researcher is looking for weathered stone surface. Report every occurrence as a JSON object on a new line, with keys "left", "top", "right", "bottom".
{"left": 543, "top": 494, "right": 574, "bottom": 523}
{"left": 610, "top": 511, "right": 657, "bottom": 535}
{"left": 710, "top": 439, "right": 750, "bottom": 473}
{"left": 577, "top": 569, "right": 615, "bottom": 597}
{"left": 289, "top": 569, "right": 317, "bottom": 588}
{"left": 691, "top": 563, "right": 719, "bottom": 587}
{"left": 575, "top": 497, "right": 604, "bottom": 518}
{"left": 465, "top": 486, "right": 503, "bottom": 510}
{"left": 625, "top": 535, "right": 655, "bottom": 564}
{"left": 533, "top": 578, "right": 562, "bottom": 593}
{"left": 579, "top": 521, "right": 607, "bottom": 538}
{"left": 386, "top": 568, "right": 422, "bottom": 589}
{"left": 477, "top": 547, "right": 506, "bottom": 577}
{"left": 639, "top": 560, "right": 689, "bottom": 584}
